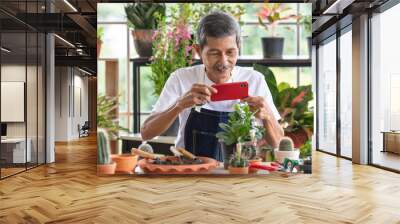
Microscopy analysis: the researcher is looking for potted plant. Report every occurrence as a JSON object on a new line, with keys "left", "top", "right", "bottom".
{"left": 300, "top": 15, "right": 312, "bottom": 58}
{"left": 97, "top": 26, "right": 104, "bottom": 58}
{"left": 216, "top": 103, "right": 265, "bottom": 169}
{"left": 254, "top": 64, "right": 313, "bottom": 148}
{"left": 274, "top": 137, "right": 300, "bottom": 164}
{"left": 97, "top": 128, "right": 116, "bottom": 175}
{"left": 299, "top": 140, "right": 312, "bottom": 173}
{"left": 98, "top": 95, "right": 137, "bottom": 173}
{"left": 125, "top": 3, "right": 166, "bottom": 57}
{"left": 257, "top": 3, "right": 298, "bottom": 58}
{"left": 228, "top": 142, "right": 249, "bottom": 174}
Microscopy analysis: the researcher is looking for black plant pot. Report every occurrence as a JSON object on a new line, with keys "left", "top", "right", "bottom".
{"left": 261, "top": 37, "right": 284, "bottom": 58}
{"left": 307, "top": 37, "right": 312, "bottom": 59}
{"left": 220, "top": 142, "right": 235, "bottom": 169}
{"left": 161, "top": 118, "right": 179, "bottom": 136}
{"left": 303, "top": 158, "right": 312, "bottom": 174}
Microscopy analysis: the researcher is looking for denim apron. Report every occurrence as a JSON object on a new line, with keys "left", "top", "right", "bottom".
{"left": 184, "top": 107, "right": 230, "bottom": 161}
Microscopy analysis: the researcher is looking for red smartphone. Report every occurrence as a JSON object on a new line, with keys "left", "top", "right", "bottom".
{"left": 210, "top": 81, "right": 249, "bottom": 102}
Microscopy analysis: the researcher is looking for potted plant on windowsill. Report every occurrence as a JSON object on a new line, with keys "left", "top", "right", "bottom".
{"left": 257, "top": 3, "right": 298, "bottom": 58}
{"left": 125, "top": 3, "right": 166, "bottom": 58}
{"left": 254, "top": 64, "right": 313, "bottom": 148}
{"left": 216, "top": 103, "right": 265, "bottom": 169}
{"left": 97, "top": 26, "right": 104, "bottom": 58}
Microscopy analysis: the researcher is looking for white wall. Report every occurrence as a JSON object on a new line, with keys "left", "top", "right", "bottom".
{"left": 54, "top": 67, "right": 89, "bottom": 141}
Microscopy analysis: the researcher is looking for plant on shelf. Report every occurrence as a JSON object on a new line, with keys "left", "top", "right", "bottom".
{"left": 125, "top": 3, "right": 166, "bottom": 57}
{"left": 257, "top": 3, "right": 298, "bottom": 58}
{"left": 97, "top": 128, "right": 116, "bottom": 174}
{"left": 254, "top": 64, "right": 313, "bottom": 148}
{"left": 97, "top": 26, "right": 104, "bottom": 58}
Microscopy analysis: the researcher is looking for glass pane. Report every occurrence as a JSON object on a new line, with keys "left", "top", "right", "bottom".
{"left": 97, "top": 3, "right": 127, "bottom": 22}
{"left": 270, "top": 67, "right": 297, "bottom": 87}
{"left": 1, "top": 31, "right": 27, "bottom": 177}
{"left": 97, "top": 60, "right": 105, "bottom": 96}
{"left": 371, "top": 4, "right": 400, "bottom": 171}
{"left": 98, "top": 24, "right": 127, "bottom": 59}
{"left": 27, "top": 31, "right": 38, "bottom": 168}
{"left": 140, "top": 67, "right": 158, "bottom": 113}
{"left": 318, "top": 38, "right": 337, "bottom": 154}
{"left": 340, "top": 30, "right": 352, "bottom": 158}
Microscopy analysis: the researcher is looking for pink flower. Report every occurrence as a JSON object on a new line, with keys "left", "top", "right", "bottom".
{"left": 291, "top": 91, "right": 306, "bottom": 107}
{"left": 258, "top": 7, "right": 270, "bottom": 19}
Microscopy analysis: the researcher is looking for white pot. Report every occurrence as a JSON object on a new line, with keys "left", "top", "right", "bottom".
{"left": 274, "top": 149, "right": 300, "bottom": 163}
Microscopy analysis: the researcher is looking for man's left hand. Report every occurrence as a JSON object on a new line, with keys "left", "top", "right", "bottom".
{"left": 241, "top": 96, "right": 272, "bottom": 121}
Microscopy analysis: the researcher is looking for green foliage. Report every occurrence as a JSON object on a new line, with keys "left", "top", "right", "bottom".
{"left": 124, "top": 3, "right": 166, "bottom": 29}
{"left": 254, "top": 64, "right": 314, "bottom": 135}
{"left": 279, "top": 137, "right": 294, "bottom": 151}
{"left": 97, "top": 95, "right": 128, "bottom": 139}
{"left": 300, "top": 15, "right": 312, "bottom": 35}
{"left": 229, "top": 155, "right": 249, "bottom": 168}
{"left": 216, "top": 103, "right": 265, "bottom": 146}
{"left": 149, "top": 4, "right": 245, "bottom": 96}
{"left": 97, "top": 26, "right": 104, "bottom": 41}
{"left": 97, "top": 128, "right": 111, "bottom": 164}
{"left": 299, "top": 140, "right": 312, "bottom": 158}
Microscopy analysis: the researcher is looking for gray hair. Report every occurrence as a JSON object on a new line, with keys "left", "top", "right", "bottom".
{"left": 196, "top": 11, "right": 241, "bottom": 49}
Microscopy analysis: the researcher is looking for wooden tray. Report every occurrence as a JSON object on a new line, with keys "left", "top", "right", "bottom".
{"left": 138, "top": 156, "right": 219, "bottom": 174}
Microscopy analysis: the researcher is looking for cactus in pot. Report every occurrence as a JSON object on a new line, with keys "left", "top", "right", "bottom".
{"left": 97, "top": 128, "right": 116, "bottom": 174}
{"left": 228, "top": 142, "right": 249, "bottom": 174}
{"left": 274, "top": 137, "right": 300, "bottom": 164}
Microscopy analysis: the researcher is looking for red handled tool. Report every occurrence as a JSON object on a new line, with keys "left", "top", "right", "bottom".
{"left": 249, "top": 163, "right": 280, "bottom": 172}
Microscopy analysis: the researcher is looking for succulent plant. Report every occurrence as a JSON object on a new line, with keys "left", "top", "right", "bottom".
{"left": 97, "top": 128, "right": 111, "bottom": 165}
{"left": 279, "top": 137, "right": 294, "bottom": 151}
{"left": 124, "top": 3, "right": 166, "bottom": 29}
{"left": 138, "top": 142, "right": 154, "bottom": 154}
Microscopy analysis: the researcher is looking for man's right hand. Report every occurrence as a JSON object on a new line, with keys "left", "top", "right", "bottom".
{"left": 175, "top": 84, "right": 218, "bottom": 110}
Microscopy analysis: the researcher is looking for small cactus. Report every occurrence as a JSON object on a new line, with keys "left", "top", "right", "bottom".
{"left": 279, "top": 137, "right": 294, "bottom": 151}
{"left": 229, "top": 155, "right": 249, "bottom": 168}
{"left": 97, "top": 129, "right": 112, "bottom": 164}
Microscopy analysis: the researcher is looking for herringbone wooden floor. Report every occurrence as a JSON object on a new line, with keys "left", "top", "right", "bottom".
{"left": 0, "top": 135, "right": 399, "bottom": 224}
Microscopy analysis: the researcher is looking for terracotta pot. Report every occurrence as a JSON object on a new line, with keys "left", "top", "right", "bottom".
{"left": 97, "top": 162, "right": 116, "bottom": 175}
{"left": 285, "top": 129, "right": 309, "bottom": 148}
{"left": 111, "top": 154, "right": 138, "bottom": 174}
{"left": 97, "top": 39, "right": 102, "bottom": 58}
{"left": 131, "top": 29, "right": 155, "bottom": 57}
{"left": 249, "top": 158, "right": 262, "bottom": 174}
{"left": 228, "top": 166, "right": 249, "bottom": 175}
{"left": 138, "top": 156, "right": 218, "bottom": 174}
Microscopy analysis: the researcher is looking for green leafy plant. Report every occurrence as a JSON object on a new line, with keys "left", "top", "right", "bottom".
{"left": 149, "top": 4, "right": 193, "bottom": 96}
{"left": 299, "top": 140, "right": 312, "bottom": 158}
{"left": 97, "top": 26, "right": 104, "bottom": 41}
{"left": 254, "top": 64, "right": 313, "bottom": 134}
{"left": 124, "top": 3, "right": 166, "bottom": 29}
{"left": 216, "top": 103, "right": 265, "bottom": 146}
{"left": 300, "top": 15, "right": 312, "bottom": 35}
{"left": 257, "top": 3, "right": 298, "bottom": 37}
{"left": 97, "top": 128, "right": 111, "bottom": 164}
{"left": 97, "top": 95, "right": 128, "bottom": 139}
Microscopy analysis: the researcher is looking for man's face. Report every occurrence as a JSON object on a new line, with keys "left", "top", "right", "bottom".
{"left": 198, "top": 35, "right": 238, "bottom": 84}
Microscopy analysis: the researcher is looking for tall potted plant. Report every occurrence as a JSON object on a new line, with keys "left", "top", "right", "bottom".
{"left": 97, "top": 26, "right": 104, "bottom": 58}
{"left": 254, "top": 64, "right": 313, "bottom": 148}
{"left": 125, "top": 3, "right": 166, "bottom": 57}
{"left": 257, "top": 3, "right": 298, "bottom": 58}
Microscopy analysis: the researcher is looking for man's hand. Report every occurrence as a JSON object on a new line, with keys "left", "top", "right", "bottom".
{"left": 241, "top": 96, "right": 273, "bottom": 121}
{"left": 175, "top": 84, "right": 218, "bottom": 110}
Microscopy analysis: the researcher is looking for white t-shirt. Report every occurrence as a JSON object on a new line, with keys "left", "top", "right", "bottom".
{"left": 151, "top": 64, "right": 281, "bottom": 148}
